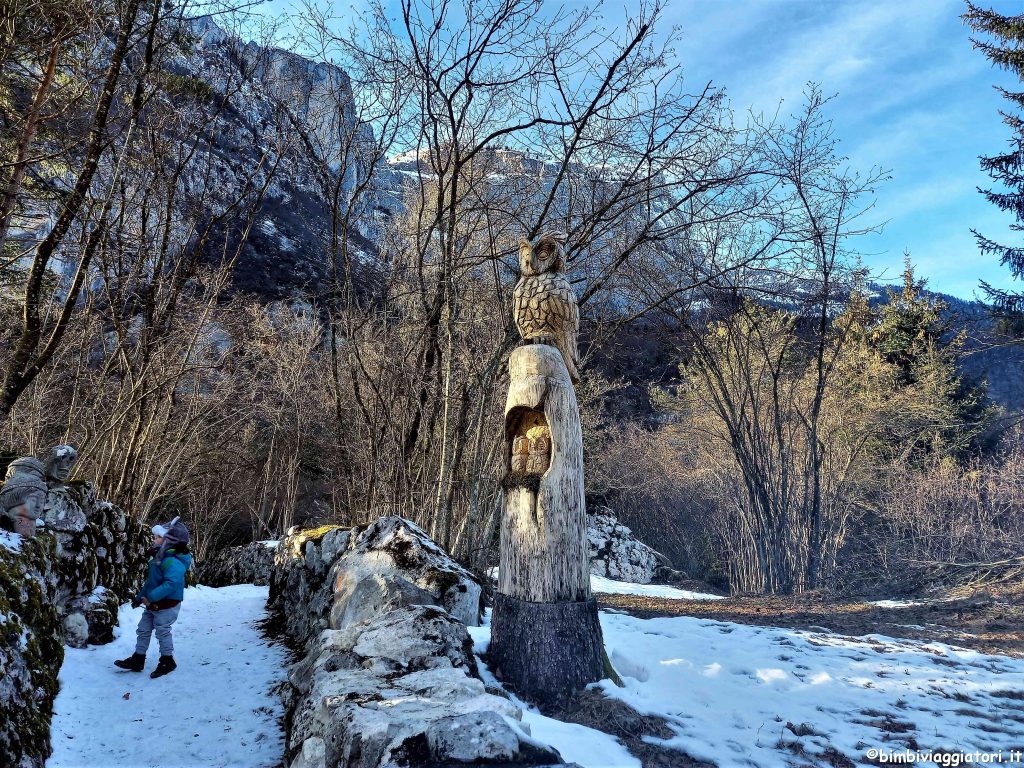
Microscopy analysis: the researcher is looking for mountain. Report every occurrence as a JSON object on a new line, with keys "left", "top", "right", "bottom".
{"left": 168, "top": 25, "right": 1024, "bottom": 417}
{"left": 153, "top": 18, "right": 377, "bottom": 299}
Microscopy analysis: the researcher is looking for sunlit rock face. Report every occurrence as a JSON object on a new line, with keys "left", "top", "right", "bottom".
{"left": 587, "top": 506, "right": 669, "bottom": 585}
{"left": 269, "top": 516, "right": 571, "bottom": 768}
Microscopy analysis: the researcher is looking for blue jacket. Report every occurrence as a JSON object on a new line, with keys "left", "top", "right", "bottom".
{"left": 137, "top": 547, "right": 192, "bottom": 604}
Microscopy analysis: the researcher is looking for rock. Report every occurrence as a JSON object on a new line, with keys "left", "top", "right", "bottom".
{"left": 426, "top": 710, "right": 562, "bottom": 764}
{"left": 270, "top": 516, "right": 566, "bottom": 768}
{"left": 63, "top": 587, "right": 121, "bottom": 647}
{"left": 268, "top": 517, "right": 480, "bottom": 647}
{"left": 61, "top": 612, "right": 90, "bottom": 649}
{"left": 350, "top": 605, "right": 478, "bottom": 673}
{"left": 339, "top": 517, "right": 481, "bottom": 627}
{"left": 329, "top": 573, "right": 436, "bottom": 631}
{"left": 587, "top": 507, "right": 669, "bottom": 584}
{"left": 0, "top": 534, "right": 62, "bottom": 768}
{"left": 43, "top": 491, "right": 89, "bottom": 533}
{"left": 290, "top": 737, "right": 326, "bottom": 768}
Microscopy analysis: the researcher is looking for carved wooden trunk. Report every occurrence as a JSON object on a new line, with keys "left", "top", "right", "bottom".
{"left": 489, "top": 343, "right": 605, "bottom": 703}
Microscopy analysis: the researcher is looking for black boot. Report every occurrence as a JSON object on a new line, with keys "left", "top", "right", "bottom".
{"left": 114, "top": 653, "right": 145, "bottom": 672}
{"left": 150, "top": 655, "right": 176, "bottom": 678}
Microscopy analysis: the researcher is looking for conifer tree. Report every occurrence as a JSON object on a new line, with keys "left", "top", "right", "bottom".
{"left": 872, "top": 261, "right": 995, "bottom": 461}
{"left": 963, "top": 3, "right": 1024, "bottom": 317}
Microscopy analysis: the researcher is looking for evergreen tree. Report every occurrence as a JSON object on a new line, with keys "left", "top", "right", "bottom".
{"left": 963, "top": 3, "right": 1024, "bottom": 318}
{"left": 872, "top": 261, "right": 995, "bottom": 460}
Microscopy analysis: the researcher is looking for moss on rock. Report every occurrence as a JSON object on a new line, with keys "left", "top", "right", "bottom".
{"left": 296, "top": 524, "right": 343, "bottom": 544}
{"left": 0, "top": 534, "right": 64, "bottom": 768}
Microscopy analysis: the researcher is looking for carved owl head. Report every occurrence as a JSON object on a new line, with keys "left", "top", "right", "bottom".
{"left": 519, "top": 231, "right": 567, "bottom": 277}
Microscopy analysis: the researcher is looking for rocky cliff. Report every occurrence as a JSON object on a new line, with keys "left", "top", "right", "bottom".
{"left": 0, "top": 484, "right": 147, "bottom": 768}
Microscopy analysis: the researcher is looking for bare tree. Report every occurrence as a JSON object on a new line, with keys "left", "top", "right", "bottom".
{"left": 285, "top": 0, "right": 794, "bottom": 560}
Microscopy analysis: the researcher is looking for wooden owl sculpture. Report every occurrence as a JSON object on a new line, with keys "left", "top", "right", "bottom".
{"left": 513, "top": 232, "right": 580, "bottom": 383}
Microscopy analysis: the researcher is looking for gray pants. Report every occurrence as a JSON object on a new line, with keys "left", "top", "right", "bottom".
{"left": 135, "top": 605, "right": 181, "bottom": 657}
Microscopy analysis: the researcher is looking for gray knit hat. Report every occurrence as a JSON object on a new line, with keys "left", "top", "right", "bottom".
{"left": 155, "top": 515, "right": 189, "bottom": 546}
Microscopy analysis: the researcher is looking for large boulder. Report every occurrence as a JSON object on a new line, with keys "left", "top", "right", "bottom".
{"left": 329, "top": 516, "right": 481, "bottom": 630}
{"left": 270, "top": 516, "right": 571, "bottom": 768}
{"left": 587, "top": 507, "right": 670, "bottom": 584}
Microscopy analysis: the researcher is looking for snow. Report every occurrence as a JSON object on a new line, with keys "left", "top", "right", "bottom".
{"left": 48, "top": 584, "right": 286, "bottom": 768}
{"left": 43, "top": 568, "right": 1024, "bottom": 768}
{"left": 258, "top": 539, "right": 279, "bottom": 549}
{"left": 0, "top": 530, "right": 22, "bottom": 552}
{"left": 490, "top": 568, "right": 724, "bottom": 601}
{"left": 590, "top": 574, "right": 724, "bottom": 601}
{"left": 596, "top": 612, "right": 1024, "bottom": 767}
{"left": 472, "top": 606, "right": 1024, "bottom": 768}
{"left": 869, "top": 598, "right": 923, "bottom": 608}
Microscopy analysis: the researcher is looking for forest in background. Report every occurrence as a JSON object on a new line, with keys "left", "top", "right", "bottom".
{"left": 1, "top": 0, "right": 1022, "bottom": 597}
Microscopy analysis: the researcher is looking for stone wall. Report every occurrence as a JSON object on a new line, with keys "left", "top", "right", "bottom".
{"left": 269, "top": 516, "right": 571, "bottom": 768}
{"left": 0, "top": 482, "right": 148, "bottom": 768}
{"left": 195, "top": 540, "right": 277, "bottom": 586}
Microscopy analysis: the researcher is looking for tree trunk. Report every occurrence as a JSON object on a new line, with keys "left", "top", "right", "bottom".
{"left": 489, "top": 344, "right": 605, "bottom": 703}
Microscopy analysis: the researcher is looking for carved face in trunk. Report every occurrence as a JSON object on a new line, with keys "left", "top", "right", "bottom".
{"left": 507, "top": 407, "right": 551, "bottom": 478}
{"left": 0, "top": 457, "right": 47, "bottom": 537}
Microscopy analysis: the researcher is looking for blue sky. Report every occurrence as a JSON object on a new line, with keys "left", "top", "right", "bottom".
{"left": 253, "top": 0, "right": 1023, "bottom": 299}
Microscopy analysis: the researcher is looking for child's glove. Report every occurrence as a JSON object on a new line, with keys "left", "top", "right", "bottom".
{"left": 131, "top": 597, "right": 142, "bottom": 608}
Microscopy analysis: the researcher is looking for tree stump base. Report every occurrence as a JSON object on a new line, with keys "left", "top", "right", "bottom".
{"left": 489, "top": 592, "right": 604, "bottom": 704}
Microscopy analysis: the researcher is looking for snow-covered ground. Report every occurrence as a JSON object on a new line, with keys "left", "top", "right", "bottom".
{"left": 590, "top": 573, "right": 723, "bottom": 601}
{"left": 491, "top": 567, "right": 724, "bottom": 601}
{"left": 43, "top": 572, "right": 1024, "bottom": 768}
{"left": 48, "top": 585, "right": 286, "bottom": 768}
{"left": 471, "top": 609, "right": 1024, "bottom": 768}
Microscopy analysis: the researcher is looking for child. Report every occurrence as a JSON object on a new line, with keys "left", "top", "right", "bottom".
{"left": 115, "top": 517, "right": 192, "bottom": 678}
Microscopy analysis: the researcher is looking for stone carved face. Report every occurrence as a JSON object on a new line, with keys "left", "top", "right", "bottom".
{"left": 1, "top": 457, "right": 47, "bottom": 537}
{"left": 45, "top": 444, "right": 78, "bottom": 483}
{"left": 518, "top": 232, "right": 565, "bottom": 277}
